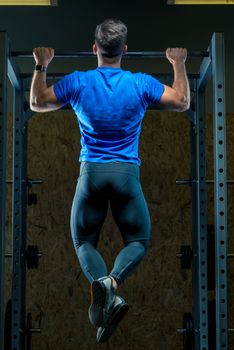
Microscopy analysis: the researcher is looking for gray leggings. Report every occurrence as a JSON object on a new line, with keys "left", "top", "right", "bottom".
{"left": 70, "top": 162, "right": 151, "bottom": 286}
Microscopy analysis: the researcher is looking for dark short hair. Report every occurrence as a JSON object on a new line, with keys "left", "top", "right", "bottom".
{"left": 95, "top": 18, "right": 128, "bottom": 58}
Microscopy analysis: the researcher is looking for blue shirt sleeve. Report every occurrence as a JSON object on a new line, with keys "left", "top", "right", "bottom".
{"left": 54, "top": 72, "right": 79, "bottom": 106}
{"left": 143, "top": 74, "right": 165, "bottom": 105}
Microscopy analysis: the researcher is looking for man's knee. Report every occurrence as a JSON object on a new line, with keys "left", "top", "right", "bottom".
{"left": 125, "top": 240, "right": 149, "bottom": 259}
{"left": 72, "top": 233, "right": 98, "bottom": 251}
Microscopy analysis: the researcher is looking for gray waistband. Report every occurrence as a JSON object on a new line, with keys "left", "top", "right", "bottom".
{"left": 80, "top": 161, "right": 140, "bottom": 176}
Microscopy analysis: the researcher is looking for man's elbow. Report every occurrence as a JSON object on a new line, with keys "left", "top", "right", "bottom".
{"left": 30, "top": 101, "right": 39, "bottom": 112}
{"left": 30, "top": 95, "right": 46, "bottom": 112}
{"left": 178, "top": 100, "right": 190, "bottom": 112}
{"left": 176, "top": 95, "right": 190, "bottom": 112}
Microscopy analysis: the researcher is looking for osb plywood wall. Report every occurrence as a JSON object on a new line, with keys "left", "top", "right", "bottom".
{"left": 4, "top": 110, "right": 234, "bottom": 350}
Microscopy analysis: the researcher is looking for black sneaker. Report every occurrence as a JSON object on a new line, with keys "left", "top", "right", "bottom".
{"left": 88, "top": 276, "right": 116, "bottom": 327}
{"left": 96, "top": 296, "right": 129, "bottom": 343}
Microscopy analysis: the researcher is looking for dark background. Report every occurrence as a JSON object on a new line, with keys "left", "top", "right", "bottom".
{"left": 0, "top": 0, "right": 233, "bottom": 53}
{"left": 1, "top": 0, "right": 234, "bottom": 110}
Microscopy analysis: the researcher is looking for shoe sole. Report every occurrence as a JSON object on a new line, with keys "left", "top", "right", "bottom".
{"left": 97, "top": 302, "right": 129, "bottom": 343}
{"left": 89, "top": 281, "right": 106, "bottom": 327}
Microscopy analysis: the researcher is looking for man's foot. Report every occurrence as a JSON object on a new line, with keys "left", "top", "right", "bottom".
{"left": 88, "top": 276, "right": 116, "bottom": 327}
{"left": 96, "top": 296, "right": 129, "bottom": 343}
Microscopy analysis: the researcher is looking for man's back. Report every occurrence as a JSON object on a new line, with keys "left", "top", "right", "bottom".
{"left": 54, "top": 67, "right": 164, "bottom": 164}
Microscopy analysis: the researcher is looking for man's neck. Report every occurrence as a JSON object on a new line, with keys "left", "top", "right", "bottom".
{"left": 97, "top": 57, "right": 121, "bottom": 68}
{"left": 98, "top": 63, "right": 121, "bottom": 68}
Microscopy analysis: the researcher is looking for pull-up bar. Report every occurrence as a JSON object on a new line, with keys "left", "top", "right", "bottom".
{"left": 11, "top": 50, "right": 209, "bottom": 58}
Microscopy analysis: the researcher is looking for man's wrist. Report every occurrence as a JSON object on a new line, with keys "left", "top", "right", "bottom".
{"left": 34, "top": 64, "right": 48, "bottom": 72}
{"left": 172, "top": 61, "right": 185, "bottom": 68}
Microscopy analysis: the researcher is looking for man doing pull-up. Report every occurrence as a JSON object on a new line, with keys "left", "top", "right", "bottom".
{"left": 30, "top": 18, "right": 190, "bottom": 343}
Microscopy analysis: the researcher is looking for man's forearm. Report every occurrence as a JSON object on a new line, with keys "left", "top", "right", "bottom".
{"left": 30, "top": 47, "right": 61, "bottom": 112}
{"left": 30, "top": 71, "right": 48, "bottom": 108}
{"left": 172, "top": 62, "right": 190, "bottom": 108}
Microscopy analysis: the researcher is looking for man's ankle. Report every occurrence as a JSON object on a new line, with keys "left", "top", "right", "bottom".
{"left": 110, "top": 276, "right": 118, "bottom": 290}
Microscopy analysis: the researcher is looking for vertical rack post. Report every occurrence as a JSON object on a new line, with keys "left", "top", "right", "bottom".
{"left": 0, "top": 31, "right": 8, "bottom": 350}
{"left": 191, "top": 99, "right": 199, "bottom": 350}
{"left": 11, "top": 71, "right": 27, "bottom": 350}
{"left": 211, "top": 32, "right": 228, "bottom": 350}
{"left": 191, "top": 78, "right": 209, "bottom": 349}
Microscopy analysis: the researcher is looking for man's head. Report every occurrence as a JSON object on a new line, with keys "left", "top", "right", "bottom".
{"left": 93, "top": 18, "right": 128, "bottom": 63}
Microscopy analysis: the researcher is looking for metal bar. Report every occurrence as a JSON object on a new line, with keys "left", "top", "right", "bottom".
{"left": 6, "top": 178, "right": 44, "bottom": 185}
{"left": 176, "top": 252, "right": 234, "bottom": 259}
{"left": 11, "top": 78, "right": 27, "bottom": 350}
{"left": 198, "top": 56, "right": 212, "bottom": 93}
{"left": 7, "top": 58, "right": 21, "bottom": 91}
{"left": 191, "top": 107, "right": 199, "bottom": 350}
{"left": 185, "top": 104, "right": 196, "bottom": 124}
{"left": 197, "top": 30, "right": 212, "bottom": 93}
{"left": 197, "top": 37, "right": 212, "bottom": 94}
{"left": 212, "top": 32, "right": 228, "bottom": 350}
{"left": 176, "top": 179, "right": 234, "bottom": 185}
{"left": 191, "top": 80, "right": 209, "bottom": 349}
{"left": 0, "top": 31, "right": 8, "bottom": 350}
{"left": 23, "top": 109, "right": 33, "bottom": 124}
{"left": 11, "top": 50, "right": 209, "bottom": 58}
{"left": 5, "top": 252, "right": 42, "bottom": 258}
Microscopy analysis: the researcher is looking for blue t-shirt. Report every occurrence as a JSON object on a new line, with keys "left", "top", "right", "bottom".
{"left": 54, "top": 67, "right": 164, "bottom": 165}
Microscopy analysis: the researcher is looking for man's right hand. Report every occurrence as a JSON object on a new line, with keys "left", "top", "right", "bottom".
{"left": 165, "top": 48, "right": 187, "bottom": 65}
{"left": 157, "top": 47, "right": 190, "bottom": 112}
{"left": 33, "top": 47, "right": 55, "bottom": 67}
